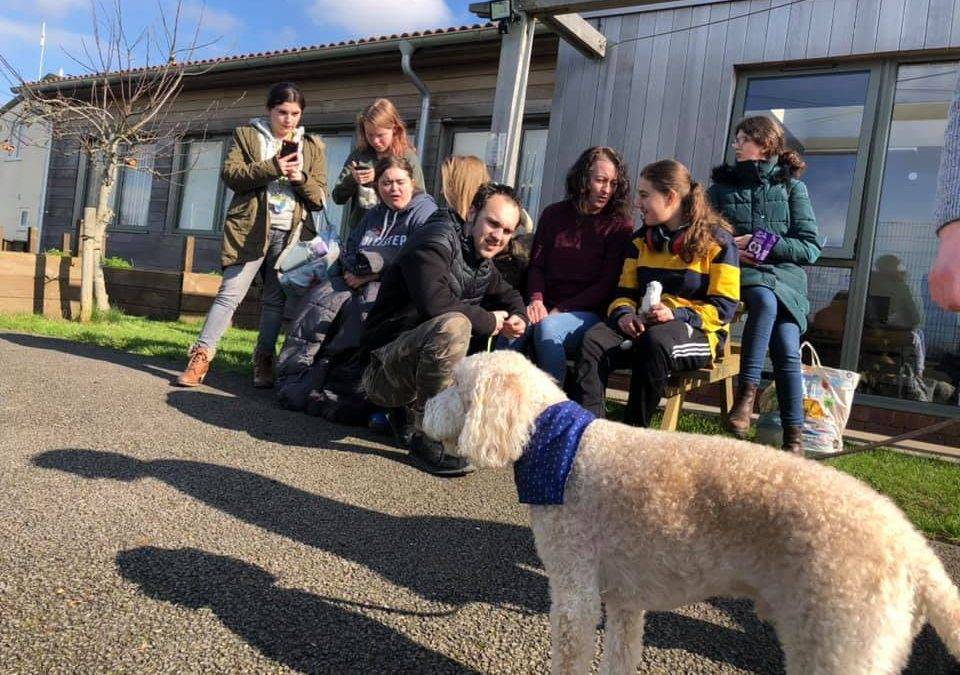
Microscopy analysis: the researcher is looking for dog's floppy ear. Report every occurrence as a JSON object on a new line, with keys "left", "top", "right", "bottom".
{"left": 457, "top": 369, "right": 533, "bottom": 468}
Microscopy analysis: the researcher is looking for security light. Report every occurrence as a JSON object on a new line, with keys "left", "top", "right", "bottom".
{"left": 489, "top": 0, "right": 512, "bottom": 21}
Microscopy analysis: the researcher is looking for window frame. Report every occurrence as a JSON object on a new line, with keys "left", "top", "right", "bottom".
{"left": 728, "top": 57, "right": 960, "bottom": 419}
{"left": 110, "top": 143, "right": 157, "bottom": 233}
{"left": 4, "top": 121, "right": 24, "bottom": 161}
{"left": 439, "top": 115, "right": 551, "bottom": 217}
{"left": 729, "top": 62, "right": 883, "bottom": 260}
{"left": 169, "top": 135, "right": 232, "bottom": 237}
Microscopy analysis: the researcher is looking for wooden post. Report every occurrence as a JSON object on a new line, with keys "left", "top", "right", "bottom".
{"left": 181, "top": 235, "right": 195, "bottom": 274}
{"left": 27, "top": 226, "right": 38, "bottom": 253}
{"left": 61, "top": 232, "right": 71, "bottom": 256}
{"left": 80, "top": 207, "right": 96, "bottom": 322}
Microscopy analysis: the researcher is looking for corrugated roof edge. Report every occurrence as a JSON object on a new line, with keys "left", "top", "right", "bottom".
{"left": 18, "top": 22, "right": 498, "bottom": 92}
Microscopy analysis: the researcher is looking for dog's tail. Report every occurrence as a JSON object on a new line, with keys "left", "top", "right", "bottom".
{"left": 915, "top": 542, "right": 960, "bottom": 659}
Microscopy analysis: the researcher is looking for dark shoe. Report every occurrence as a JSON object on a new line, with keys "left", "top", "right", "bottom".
{"left": 176, "top": 346, "right": 211, "bottom": 387}
{"left": 408, "top": 434, "right": 474, "bottom": 476}
{"left": 253, "top": 350, "right": 276, "bottom": 389}
{"left": 725, "top": 382, "right": 759, "bottom": 438}
{"left": 386, "top": 407, "right": 415, "bottom": 448}
{"left": 782, "top": 425, "right": 805, "bottom": 456}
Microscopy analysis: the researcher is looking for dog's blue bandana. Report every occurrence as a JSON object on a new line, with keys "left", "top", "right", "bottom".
{"left": 513, "top": 400, "right": 595, "bottom": 505}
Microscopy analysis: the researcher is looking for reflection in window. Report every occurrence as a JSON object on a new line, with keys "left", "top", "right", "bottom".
{"left": 803, "top": 266, "right": 852, "bottom": 369}
{"left": 178, "top": 140, "right": 225, "bottom": 231}
{"left": 518, "top": 129, "right": 548, "bottom": 221}
{"left": 862, "top": 62, "right": 960, "bottom": 405}
{"left": 744, "top": 70, "right": 871, "bottom": 253}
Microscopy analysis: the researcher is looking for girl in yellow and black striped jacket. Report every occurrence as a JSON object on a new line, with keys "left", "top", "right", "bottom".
{"left": 572, "top": 159, "right": 740, "bottom": 427}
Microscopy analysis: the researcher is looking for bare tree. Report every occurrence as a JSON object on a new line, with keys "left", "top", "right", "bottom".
{"left": 0, "top": 0, "right": 221, "bottom": 321}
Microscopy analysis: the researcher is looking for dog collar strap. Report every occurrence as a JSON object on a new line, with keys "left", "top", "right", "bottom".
{"left": 514, "top": 400, "right": 595, "bottom": 505}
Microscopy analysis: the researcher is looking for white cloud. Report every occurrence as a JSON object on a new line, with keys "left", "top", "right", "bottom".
{"left": 308, "top": 0, "right": 455, "bottom": 38}
{"left": 5, "top": 0, "right": 88, "bottom": 19}
{"left": 180, "top": 2, "right": 243, "bottom": 36}
{"left": 0, "top": 15, "right": 88, "bottom": 55}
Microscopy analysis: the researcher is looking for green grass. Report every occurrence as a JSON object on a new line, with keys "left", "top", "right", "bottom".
{"left": 0, "top": 312, "right": 258, "bottom": 374}
{"left": 826, "top": 450, "right": 960, "bottom": 544}
{"left": 608, "top": 400, "right": 960, "bottom": 544}
{"left": 101, "top": 255, "right": 133, "bottom": 269}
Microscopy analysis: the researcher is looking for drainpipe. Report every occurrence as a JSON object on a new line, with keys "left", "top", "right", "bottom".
{"left": 399, "top": 40, "right": 429, "bottom": 162}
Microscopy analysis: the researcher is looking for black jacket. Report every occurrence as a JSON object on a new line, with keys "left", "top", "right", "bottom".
{"left": 358, "top": 208, "right": 526, "bottom": 353}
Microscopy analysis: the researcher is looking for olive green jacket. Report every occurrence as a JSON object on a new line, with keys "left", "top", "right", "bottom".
{"left": 219, "top": 125, "right": 327, "bottom": 268}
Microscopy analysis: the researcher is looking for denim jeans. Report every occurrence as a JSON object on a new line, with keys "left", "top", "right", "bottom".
{"left": 196, "top": 228, "right": 290, "bottom": 355}
{"left": 504, "top": 310, "right": 601, "bottom": 384}
{"left": 740, "top": 285, "right": 804, "bottom": 427}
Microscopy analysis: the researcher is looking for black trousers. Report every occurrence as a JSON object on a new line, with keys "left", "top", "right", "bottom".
{"left": 572, "top": 319, "right": 712, "bottom": 427}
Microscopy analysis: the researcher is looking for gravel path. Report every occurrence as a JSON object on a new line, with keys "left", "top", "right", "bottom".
{"left": 0, "top": 331, "right": 958, "bottom": 674}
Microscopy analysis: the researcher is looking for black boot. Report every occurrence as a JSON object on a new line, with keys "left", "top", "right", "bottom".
{"left": 725, "top": 382, "right": 759, "bottom": 438}
{"left": 408, "top": 434, "right": 474, "bottom": 476}
{"left": 386, "top": 407, "right": 415, "bottom": 448}
{"left": 782, "top": 425, "right": 804, "bottom": 456}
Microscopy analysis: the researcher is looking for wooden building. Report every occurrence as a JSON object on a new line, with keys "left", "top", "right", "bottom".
{"left": 543, "top": 0, "right": 960, "bottom": 434}
{"left": 37, "top": 23, "right": 558, "bottom": 272}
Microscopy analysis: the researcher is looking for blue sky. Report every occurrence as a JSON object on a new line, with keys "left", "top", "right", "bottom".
{"left": 0, "top": 0, "right": 478, "bottom": 102}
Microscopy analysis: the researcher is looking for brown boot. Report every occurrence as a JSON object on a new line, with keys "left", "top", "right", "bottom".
{"left": 253, "top": 349, "right": 276, "bottom": 389}
{"left": 782, "top": 425, "right": 804, "bottom": 456}
{"left": 176, "top": 346, "right": 212, "bottom": 387}
{"left": 724, "top": 382, "right": 758, "bottom": 438}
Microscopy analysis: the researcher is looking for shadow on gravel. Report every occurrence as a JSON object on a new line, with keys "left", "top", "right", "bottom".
{"left": 35, "top": 449, "right": 549, "bottom": 615}
{"left": 116, "top": 546, "right": 478, "bottom": 674}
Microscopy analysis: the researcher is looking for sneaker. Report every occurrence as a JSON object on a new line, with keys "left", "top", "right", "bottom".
{"left": 408, "top": 434, "right": 474, "bottom": 476}
{"left": 176, "top": 346, "right": 211, "bottom": 387}
{"left": 253, "top": 350, "right": 276, "bottom": 389}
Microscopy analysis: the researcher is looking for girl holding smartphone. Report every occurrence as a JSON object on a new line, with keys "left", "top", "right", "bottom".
{"left": 331, "top": 98, "right": 424, "bottom": 240}
{"left": 177, "top": 82, "right": 327, "bottom": 389}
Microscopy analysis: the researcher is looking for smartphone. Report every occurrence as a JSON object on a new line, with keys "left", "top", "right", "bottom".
{"left": 279, "top": 140, "right": 298, "bottom": 159}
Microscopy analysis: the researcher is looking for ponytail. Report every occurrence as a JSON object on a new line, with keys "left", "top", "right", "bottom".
{"left": 778, "top": 149, "right": 806, "bottom": 177}
{"left": 680, "top": 182, "right": 732, "bottom": 263}
{"left": 641, "top": 160, "right": 731, "bottom": 263}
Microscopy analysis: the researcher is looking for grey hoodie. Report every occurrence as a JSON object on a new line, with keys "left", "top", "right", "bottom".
{"left": 339, "top": 191, "right": 438, "bottom": 276}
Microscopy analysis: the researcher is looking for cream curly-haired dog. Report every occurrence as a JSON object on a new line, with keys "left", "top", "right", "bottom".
{"left": 423, "top": 351, "right": 960, "bottom": 675}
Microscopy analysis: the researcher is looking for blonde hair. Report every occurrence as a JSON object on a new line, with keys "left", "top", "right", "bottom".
{"left": 441, "top": 155, "right": 491, "bottom": 220}
{"left": 356, "top": 98, "right": 413, "bottom": 157}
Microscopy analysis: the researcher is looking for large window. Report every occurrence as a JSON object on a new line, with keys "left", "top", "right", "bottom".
{"left": 741, "top": 70, "right": 874, "bottom": 257}
{"left": 177, "top": 138, "right": 229, "bottom": 232}
{"left": 450, "top": 126, "right": 550, "bottom": 222}
{"left": 861, "top": 62, "right": 960, "bottom": 405}
{"left": 84, "top": 145, "right": 156, "bottom": 230}
{"left": 732, "top": 61, "right": 960, "bottom": 415}
{"left": 322, "top": 133, "right": 354, "bottom": 232}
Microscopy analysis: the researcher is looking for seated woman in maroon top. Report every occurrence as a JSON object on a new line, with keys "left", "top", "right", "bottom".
{"left": 504, "top": 146, "right": 634, "bottom": 385}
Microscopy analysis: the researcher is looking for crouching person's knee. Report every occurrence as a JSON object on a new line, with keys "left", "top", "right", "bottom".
{"left": 425, "top": 312, "right": 472, "bottom": 363}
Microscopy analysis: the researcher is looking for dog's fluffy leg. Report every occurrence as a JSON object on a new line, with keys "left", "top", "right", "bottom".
{"left": 549, "top": 587, "right": 599, "bottom": 675}
{"left": 599, "top": 598, "right": 644, "bottom": 675}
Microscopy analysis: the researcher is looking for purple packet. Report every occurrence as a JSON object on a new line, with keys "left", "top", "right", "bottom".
{"left": 746, "top": 229, "right": 779, "bottom": 262}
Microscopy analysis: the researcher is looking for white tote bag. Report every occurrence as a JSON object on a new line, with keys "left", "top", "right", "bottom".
{"left": 757, "top": 342, "right": 861, "bottom": 454}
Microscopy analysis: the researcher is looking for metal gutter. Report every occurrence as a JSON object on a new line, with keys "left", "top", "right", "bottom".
{"left": 399, "top": 41, "right": 430, "bottom": 161}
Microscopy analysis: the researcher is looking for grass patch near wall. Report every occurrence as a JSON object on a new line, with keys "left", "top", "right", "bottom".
{"left": 607, "top": 401, "right": 960, "bottom": 544}
{"left": 0, "top": 312, "right": 258, "bottom": 374}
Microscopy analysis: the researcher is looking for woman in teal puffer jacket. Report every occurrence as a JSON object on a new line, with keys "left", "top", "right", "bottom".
{"left": 708, "top": 116, "right": 821, "bottom": 454}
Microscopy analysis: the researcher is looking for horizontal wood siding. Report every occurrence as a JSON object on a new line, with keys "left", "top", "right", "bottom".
{"left": 38, "top": 34, "right": 558, "bottom": 272}
{"left": 540, "top": 0, "right": 960, "bottom": 211}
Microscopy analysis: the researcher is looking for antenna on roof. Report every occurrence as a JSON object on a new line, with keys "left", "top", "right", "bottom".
{"left": 38, "top": 22, "right": 46, "bottom": 81}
